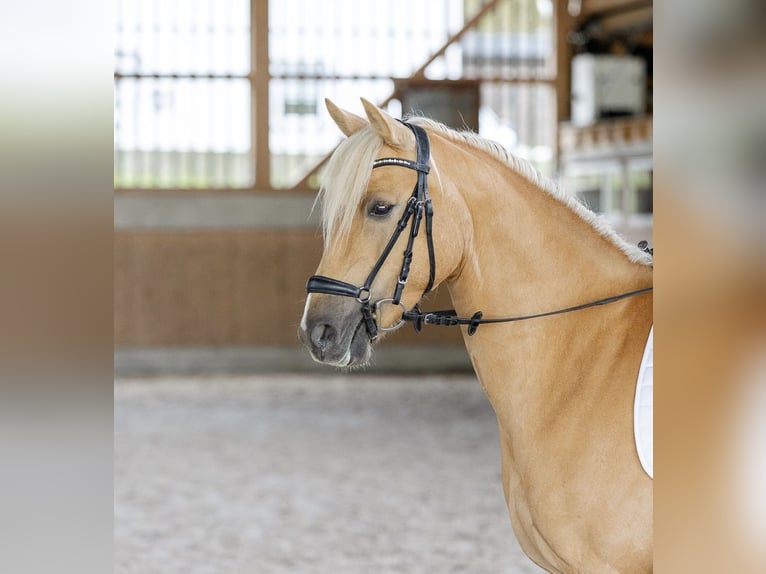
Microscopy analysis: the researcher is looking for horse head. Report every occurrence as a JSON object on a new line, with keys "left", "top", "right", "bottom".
{"left": 298, "top": 98, "right": 467, "bottom": 367}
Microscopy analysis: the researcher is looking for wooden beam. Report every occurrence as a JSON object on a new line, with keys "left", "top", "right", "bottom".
{"left": 579, "top": 0, "right": 651, "bottom": 18}
{"left": 555, "top": 0, "right": 573, "bottom": 123}
{"left": 408, "top": 0, "right": 505, "bottom": 80}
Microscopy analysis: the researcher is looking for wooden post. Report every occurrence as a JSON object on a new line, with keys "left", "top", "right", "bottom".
{"left": 555, "top": 0, "right": 573, "bottom": 122}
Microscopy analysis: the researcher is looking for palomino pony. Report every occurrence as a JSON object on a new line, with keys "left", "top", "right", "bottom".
{"left": 299, "top": 98, "right": 653, "bottom": 574}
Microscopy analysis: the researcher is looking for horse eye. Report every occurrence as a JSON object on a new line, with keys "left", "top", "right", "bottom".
{"left": 368, "top": 201, "right": 394, "bottom": 217}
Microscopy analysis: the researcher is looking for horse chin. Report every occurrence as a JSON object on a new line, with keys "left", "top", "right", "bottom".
{"left": 344, "top": 320, "right": 373, "bottom": 367}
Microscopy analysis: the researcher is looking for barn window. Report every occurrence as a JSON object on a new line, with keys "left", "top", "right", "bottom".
{"left": 114, "top": 0, "right": 557, "bottom": 190}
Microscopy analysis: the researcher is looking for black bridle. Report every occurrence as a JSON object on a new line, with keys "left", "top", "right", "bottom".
{"left": 306, "top": 120, "right": 652, "bottom": 341}
{"left": 306, "top": 121, "right": 435, "bottom": 341}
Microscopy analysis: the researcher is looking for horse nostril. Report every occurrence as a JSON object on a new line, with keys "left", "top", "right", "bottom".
{"left": 310, "top": 322, "right": 337, "bottom": 350}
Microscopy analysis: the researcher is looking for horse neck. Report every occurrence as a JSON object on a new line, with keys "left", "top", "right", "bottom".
{"left": 437, "top": 142, "right": 653, "bottom": 423}
{"left": 441, "top": 148, "right": 651, "bottom": 312}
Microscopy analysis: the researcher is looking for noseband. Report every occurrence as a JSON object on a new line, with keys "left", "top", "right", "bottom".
{"left": 306, "top": 121, "right": 435, "bottom": 341}
{"left": 306, "top": 120, "right": 653, "bottom": 342}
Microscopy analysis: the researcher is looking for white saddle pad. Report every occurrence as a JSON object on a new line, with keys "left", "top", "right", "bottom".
{"left": 634, "top": 326, "right": 653, "bottom": 478}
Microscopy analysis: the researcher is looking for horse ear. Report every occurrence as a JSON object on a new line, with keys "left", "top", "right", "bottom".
{"left": 325, "top": 98, "right": 368, "bottom": 137}
{"left": 360, "top": 98, "right": 410, "bottom": 149}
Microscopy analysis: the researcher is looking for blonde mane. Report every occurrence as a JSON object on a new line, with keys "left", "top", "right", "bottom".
{"left": 317, "top": 126, "right": 382, "bottom": 248}
{"left": 318, "top": 116, "right": 652, "bottom": 265}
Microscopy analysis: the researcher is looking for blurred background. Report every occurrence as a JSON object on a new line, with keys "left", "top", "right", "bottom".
{"left": 113, "top": 0, "right": 653, "bottom": 375}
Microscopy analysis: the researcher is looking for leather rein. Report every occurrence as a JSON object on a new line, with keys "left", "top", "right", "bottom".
{"left": 306, "top": 120, "right": 652, "bottom": 341}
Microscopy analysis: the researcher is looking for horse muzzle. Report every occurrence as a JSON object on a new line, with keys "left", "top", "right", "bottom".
{"left": 299, "top": 295, "right": 374, "bottom": 367}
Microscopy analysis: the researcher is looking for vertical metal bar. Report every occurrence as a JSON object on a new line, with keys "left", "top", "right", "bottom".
{"left": 114, "top": 0, "right": 122, "bottom": 186}
{"left": 252, "top": 0, "right": 270, "bottom": 189}
{"left": 486, "top": 3, "right": 497, "bottom": 77}
{"left": 603, "top": 169, "right": 613, "bottom": 213}
{"left": 158, "top": 2, "right": 167, "bottom": 187}
{"left": 225, "top": 0, "right": 234, "bottom": 186}
{"left": 171, "top": 0, "right": 179, "bottom": 187}
{"left": 207, "top": 0, "right": 215, "bottom": 187}
{"left": 192, "top": 0, "right": 202, "bottom": 187}
{"left": 520, "top": 1, "right": 530, "bottom": 158}
{"left": 554, "top": 0, "right": 572, "bottom": 175}
{"left": 518, "top": 0, "right": 525, "bottom": 77}
{"left": 151, "top": 0, "right": 160, "bottom": 186}
{"left": 135, "top": 0, "right": 146, "bottom": 187}
{"left": 619, "top": 158, "right": 630, "bottom": 217}
{"left": 187, "top": 6, "right": 195, "bottom": 187}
